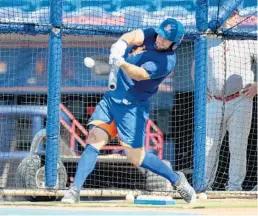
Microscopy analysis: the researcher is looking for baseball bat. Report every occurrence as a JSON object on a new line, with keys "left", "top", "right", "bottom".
{"left": 108, "top": 63, "right": 119, "bottom": 91}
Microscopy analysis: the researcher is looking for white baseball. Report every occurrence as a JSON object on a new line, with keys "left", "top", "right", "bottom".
{"left": 125, "top": 192, "right": 135, "bottom": 202}
{"left": 198, "top": 192, "right": 208, "bottom": 200}
{"left": 84, "top": 57, "right": 95, "bottom": 68}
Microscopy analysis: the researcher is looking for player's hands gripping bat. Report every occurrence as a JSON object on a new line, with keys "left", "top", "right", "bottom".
{"left": 109, "top": 39, "right": 128, "bottom": 65}
{"left": 107, "top": 39, "right": 128, "bottom": 90}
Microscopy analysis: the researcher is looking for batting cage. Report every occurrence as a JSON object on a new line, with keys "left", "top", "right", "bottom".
{"left": 0, "top": 0, "right": 256, "bottom": 202}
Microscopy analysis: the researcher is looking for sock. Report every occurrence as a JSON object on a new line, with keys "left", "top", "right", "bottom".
{"left": 73, "top": 144, "right": 99, "bottom": 191}
{"left": 140, "top": 152, "right": 179, "bottom": 184}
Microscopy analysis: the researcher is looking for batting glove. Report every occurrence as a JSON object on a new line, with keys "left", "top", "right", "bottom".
{"left": 109, "top": 39, "right": 128, "bottom": 64}
{"left": 112, "top": 55, "right": 125, "bottom": 68}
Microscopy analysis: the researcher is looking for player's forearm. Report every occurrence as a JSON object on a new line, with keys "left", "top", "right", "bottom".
{"left": 120, "top": 62, "right": 150, "bottom": 81}
{"left": 120, "top": 29, "right": 144, "bottom": 46}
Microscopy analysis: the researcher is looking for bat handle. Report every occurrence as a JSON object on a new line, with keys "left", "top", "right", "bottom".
{"left": 108, "top": 64, "right": 119, "bottom": 91}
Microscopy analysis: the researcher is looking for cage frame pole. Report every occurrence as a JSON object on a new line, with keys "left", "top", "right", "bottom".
{"left": 45, "top": 0, "right": 63, "bottom": 187}
{"left": 193, "top": 0, "right": 208, "bottom": 192}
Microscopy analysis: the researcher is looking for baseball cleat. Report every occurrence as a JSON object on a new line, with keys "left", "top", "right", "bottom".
{"left": 173, "top": 171, "right": 196, "bottom": 203}
{"left": 61, "top": 186, "right": 80, "bottom": 204}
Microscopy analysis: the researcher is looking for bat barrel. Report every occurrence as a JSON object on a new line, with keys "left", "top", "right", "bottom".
{"left": 109, "top": 83, "right": 116, "bottom": 90}
{"left": 108, "top": 64, "right": 119, "bottom": 91}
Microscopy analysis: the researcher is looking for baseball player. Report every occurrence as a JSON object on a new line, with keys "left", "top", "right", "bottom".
{"left": 61, "top": 18, "right": 196, "bottom": 203}
{"left": 205, "top": 11, "right": 257, "bottom": 191}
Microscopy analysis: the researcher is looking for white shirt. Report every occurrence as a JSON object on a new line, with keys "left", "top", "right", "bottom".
{"left": 207, "top": 38, "right": 257, "bottom": 97}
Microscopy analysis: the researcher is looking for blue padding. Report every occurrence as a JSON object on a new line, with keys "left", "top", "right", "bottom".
{"left": 134, "top": 199, "right": 176, "bottom": 205}
{"left": 243, "top": 0, "right": 256, "bottom": 7}
{"left": 195, "top": 0, "right": 208, "bottom": 32}
{"left": 193, "top": 36, "right": 207, "bottom": 192}
{"left": 45, "top": 29, "right": 62, "bottom": 187}
{"left": 45, "top": 0, "right": 63, "bottom": 188}
{"left": 0, "top": 0, "right": 25, "bottom": 7}
{"left": 50, "top": 0, "right": 63, "bottom": 26}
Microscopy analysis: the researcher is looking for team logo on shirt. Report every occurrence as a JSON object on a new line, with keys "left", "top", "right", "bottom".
{"left": 122, "top": 99, "right": 132, "bottom": 105}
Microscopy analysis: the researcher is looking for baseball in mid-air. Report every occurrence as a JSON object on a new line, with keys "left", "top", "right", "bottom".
{"left": 84, "top": 57, "right": 95, "bottom": 68}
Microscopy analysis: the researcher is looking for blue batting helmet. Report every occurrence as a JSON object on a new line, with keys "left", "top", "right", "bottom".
{"left": 155, "top": 18, "right": 185, "bottom": 47}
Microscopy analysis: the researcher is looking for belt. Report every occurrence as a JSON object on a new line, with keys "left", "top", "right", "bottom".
{"left": 214, "top": 91, "right": 240, "bottom": 102}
